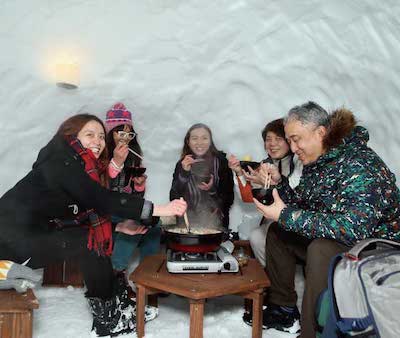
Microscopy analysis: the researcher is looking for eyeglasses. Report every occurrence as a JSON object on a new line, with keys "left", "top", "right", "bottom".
{"left": 117, "top": 131, "right": 136, "bottom": 140}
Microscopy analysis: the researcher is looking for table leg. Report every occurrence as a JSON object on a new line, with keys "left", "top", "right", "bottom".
{"left": 136, "top": 284, "right": 146, "bottom": 338}
{"left": 148, "top": 294, "right": 158, "bottom": 308}
{"left": 251, "top": 292, "right": 263, "bottom": 338}
{"left": 189, "top": 298, "right": 205, "bottom": 338}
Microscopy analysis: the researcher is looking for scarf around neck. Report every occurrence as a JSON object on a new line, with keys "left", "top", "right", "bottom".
{"left": 66, "top": 136, "right": 113, "bottom": 256}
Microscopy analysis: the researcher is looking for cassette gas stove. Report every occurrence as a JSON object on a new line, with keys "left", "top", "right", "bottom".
{"left": 166, "top": 244, "right": 239, "bottom": 274}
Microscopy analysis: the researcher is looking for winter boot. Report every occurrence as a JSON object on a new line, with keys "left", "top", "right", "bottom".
{"left": 113, "top": 270, "right": 136, "bottom": 300}
{"left": 242, "top": 305, "right": 268, "bottom": 328}
{"left": 142, "top": 304, "right": 159, "bottom": 322}
{"left": 113, "top": 270, "right": 158, "bottom": 323}
{"left": 262, "top": 303, "right": 301, "bottom": 334}
{"left": 113, "top": 271, "right": 136, "bottom": 313}
{"left": 88, "top": 296, "right": 136, "bottom": 337}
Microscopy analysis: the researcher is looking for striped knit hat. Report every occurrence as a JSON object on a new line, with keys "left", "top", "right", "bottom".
{"left": 105, "top": 102, "right": 133, "bottom": 134}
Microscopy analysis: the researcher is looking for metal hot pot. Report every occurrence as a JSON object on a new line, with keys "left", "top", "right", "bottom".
{"left": 164, "top": 228, "right": 224, "bottom": 253}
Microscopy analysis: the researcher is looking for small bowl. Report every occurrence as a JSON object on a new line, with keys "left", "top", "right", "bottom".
{"left": 192, "top": 161, "right": 211, "bottom": 184}
{"left": 240, "top": 161, "right": 260, "bottom": 171}
{"left": 252, "top": 188, "right": 274, "bottom": 205}
{"left": 127, "top": 167, "right": 146, "bottom": 177}
{"left": 193, "top": 174, "right": 212, "bottom": 185}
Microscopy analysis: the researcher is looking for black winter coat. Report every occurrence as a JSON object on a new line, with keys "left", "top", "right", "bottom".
{"left": 0, "top": 135, "right": 149, "bottom": 259}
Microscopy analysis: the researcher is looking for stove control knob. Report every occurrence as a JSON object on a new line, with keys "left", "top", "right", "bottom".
{"left": 223, "top": 262, "right": 231, "bottom": 271}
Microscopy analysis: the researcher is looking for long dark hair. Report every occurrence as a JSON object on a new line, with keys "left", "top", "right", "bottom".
{"left": 57, "top": 113, "right": 109, "bottom": 186}
{"left": 106, "top": 124, "right": 143, "bottom": 167}
{"left": 181, "top": 123, "right": 219, "bottom": 159}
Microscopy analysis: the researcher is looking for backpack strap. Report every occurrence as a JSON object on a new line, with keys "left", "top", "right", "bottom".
{"left": 326, "top": 253, "right": 375, "bottom": 337}
{"left": 320, "top": 253, "right": 344, "bottom": 337}
{"left": 327, "top": 254, "right": 343, "bottom": 324}
{"left": 347, "top": 239, "right": 400, "bottom": 259}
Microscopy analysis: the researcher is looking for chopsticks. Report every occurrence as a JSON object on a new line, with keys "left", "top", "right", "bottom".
{"left": 128, "top": 148, "right": 144, "bottom": 160}
{"left": 263, "top": 164, "right": 272, "bottom": 189}
{"left": 180, "top": 197, "right": 191, "bottom": 233}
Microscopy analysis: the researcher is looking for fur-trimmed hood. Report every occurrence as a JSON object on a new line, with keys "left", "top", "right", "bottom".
{"left": 323, "top": 108, "right": 363, "bottom": 150}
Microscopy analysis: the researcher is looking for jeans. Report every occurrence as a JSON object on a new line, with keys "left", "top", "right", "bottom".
{"left": 111, "top": 222, "right": 161, "bottom": 271}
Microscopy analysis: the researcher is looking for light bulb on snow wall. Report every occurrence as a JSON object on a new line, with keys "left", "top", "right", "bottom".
{"left": 56, "top": 63, "right": 79, "bottom": 89}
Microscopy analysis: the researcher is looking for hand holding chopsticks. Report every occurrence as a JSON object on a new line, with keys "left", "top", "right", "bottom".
{"left": 259, "top": 162, "right": 279, "bottom": 188}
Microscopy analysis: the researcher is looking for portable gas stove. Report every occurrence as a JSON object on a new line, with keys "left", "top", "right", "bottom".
{"left": 166, "top": 244, "right": 239, "bottom": 274}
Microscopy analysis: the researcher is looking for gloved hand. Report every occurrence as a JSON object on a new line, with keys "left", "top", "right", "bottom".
{"left": 0, "top": 260, "right": 42, "bottom": 293}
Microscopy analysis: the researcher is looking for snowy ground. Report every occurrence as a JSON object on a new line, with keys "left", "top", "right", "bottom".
{"left": 33, "top": 267, "right": 304, "bottom": 338}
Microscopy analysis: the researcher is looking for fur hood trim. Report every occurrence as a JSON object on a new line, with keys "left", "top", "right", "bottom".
{"left": 324, "top": 108, "right": 357, "bottom": 150}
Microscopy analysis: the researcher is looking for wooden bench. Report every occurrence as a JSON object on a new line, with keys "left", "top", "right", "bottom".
{"left": 0, "top": 289, "right": 39, "bottom": 338}
{"left": 42, "top": 259, "right": 84, "bottom": 287}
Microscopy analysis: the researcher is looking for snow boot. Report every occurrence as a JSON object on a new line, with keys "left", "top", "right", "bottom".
{"left": 113, "top": 271, "right": 136, "bottom": 314}
{"left": 142, "top": 304, "right": 159, "bottom": 322}
{"left": 88, "top": 296, "right": 136, "bottom": 337}
{"left": 113, "top": 270, "right": 136, "bottom": 300}
{"left": 262, "top": 304, "right": 300, "bottom": 334}
{"left": 113, "top": 270, "right": 158, "bottom": 323}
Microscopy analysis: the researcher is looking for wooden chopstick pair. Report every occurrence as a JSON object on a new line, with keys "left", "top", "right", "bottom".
{"left": 263, "top": 164, "right": 272, "bottom": 189}
{"left": 128, "top": 148, "right": 144, "bottom": 160}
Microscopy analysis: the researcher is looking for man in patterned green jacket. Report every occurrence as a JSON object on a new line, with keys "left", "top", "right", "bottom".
{"left": 253, "top": 101, "right": 400, "bottom": 338}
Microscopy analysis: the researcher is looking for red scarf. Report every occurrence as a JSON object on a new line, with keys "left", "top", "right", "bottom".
{"left": 66, "top": 136, "right": 113, "bottom": 256}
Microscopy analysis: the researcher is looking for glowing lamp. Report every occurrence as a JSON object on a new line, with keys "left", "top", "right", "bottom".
{"left": 56, "top": 63, "right": 79, "bottom": 89}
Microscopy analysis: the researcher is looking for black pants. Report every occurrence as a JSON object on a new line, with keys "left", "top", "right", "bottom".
{"left": 265, "top": 224, "right": 349, "bottom": 338}
{"left": 1, "top": 227, "right": 115, "bottom": 300}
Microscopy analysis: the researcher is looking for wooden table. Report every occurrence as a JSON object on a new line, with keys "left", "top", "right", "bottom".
{"left": 130, "top": 254, "right": 270, "bottom": 338}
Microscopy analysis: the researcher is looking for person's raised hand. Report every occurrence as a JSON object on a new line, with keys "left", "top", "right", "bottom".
{"left": 133, "top": 174, "right": 147, "bottom": 186}
{"left": 181, "top": 155, "right": 195, "bottom": 171}
{"left": 198, "top": 174, "right": 214, "bottom": 191}
{"left": 243, "top": 165, "right": 262, "bottom": 185}
{"left": 113, "top": 142, "right": 129, "bottom": 167}
{"left": 153, "top": 199, "right": 188, "bottom": 217}
{"left": 259, "top": 162, "right": 282, "bottom": 186}
{"left": 228, "top": 154, "right": 243, "bottom": 175}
